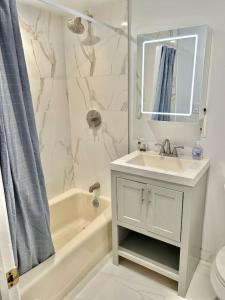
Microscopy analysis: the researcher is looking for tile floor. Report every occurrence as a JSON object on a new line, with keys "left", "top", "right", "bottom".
{"left": 65, "top": 258, "right": 216, "bottom": 300}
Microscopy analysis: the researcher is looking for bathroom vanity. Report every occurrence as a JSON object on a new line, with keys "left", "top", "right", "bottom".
{"left": 111, "top": 151, "right": 209, "bottom": 297}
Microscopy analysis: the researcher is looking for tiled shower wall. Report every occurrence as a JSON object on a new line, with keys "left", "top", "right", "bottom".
{"left": 18, "top": 4, "right": 75, "bottom": 198}
{"left": 64, "top": 0, "right": 128, "bottom": 197}
{"left": 17, "top": 1, "right": 128, "bottom": 198}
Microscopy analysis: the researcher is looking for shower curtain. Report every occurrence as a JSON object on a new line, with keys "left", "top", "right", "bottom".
{"left": 153, "top": 46, "right": 176, "bottom": 121}
{"left": 0, "top": 0, "right": 54, "bottom": 275}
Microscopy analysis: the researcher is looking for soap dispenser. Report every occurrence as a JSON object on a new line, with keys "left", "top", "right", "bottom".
{"left": 192, "top": 141, "right": 203, "bottom": 160}
{"left": 137, "top": 138, "right": 147, "bottom": 152}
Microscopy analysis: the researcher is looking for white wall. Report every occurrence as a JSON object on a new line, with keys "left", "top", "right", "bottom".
{"left": 129, "top": 0, "right": 225, "bottom": 262}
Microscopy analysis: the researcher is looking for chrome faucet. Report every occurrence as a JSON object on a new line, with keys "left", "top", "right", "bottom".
{"left": 163, "top": 139, "right": 171, "bottom": 156}
{"left": 155, "top": 143, "right": 165, "bottom": 156}
{"left": 89, "top": 182, "right": 100, "bottom": 193}
{"left": 155, "top": 139, "right": 184, "bottom": 157}
{"left": 155, "top": 139, "right": 171, "bottom": 156}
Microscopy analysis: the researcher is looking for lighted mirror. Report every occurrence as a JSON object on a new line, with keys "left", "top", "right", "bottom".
{"left": 136, "top": 25, "right": 212, "bottom": 122}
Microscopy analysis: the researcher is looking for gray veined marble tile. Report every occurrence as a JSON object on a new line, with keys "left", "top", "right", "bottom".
{"left": 18, "top": 3, "right": 74, "bottom": 198}
{"left": 64, "top": 20, "right": 128, "bottom": 78}
{"left": 66, "top": 260, "right": 215, "bottom": 300}
{"left": 18, "top": 3, "right": 66, "bottom": 79}
{"left": 68, "top": 75, "right": 128, "bottom": 112}
{"left": 18, "top": 0, "right": 129, "bottom": 199}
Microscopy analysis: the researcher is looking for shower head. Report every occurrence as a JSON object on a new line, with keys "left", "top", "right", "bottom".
{"left": 67, "top": 11, "right": 100, "bottom": 46}
{"left": 82, "top": 17, "right": 101, "bottom": 46}
{"left": 67, "top": 17, "right": 85, "bottom": 34}
{"left": 82, "top": 33, "right": 101, "bottom": 46}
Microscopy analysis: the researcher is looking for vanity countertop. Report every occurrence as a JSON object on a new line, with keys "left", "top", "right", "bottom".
{"left": 111, "top": 151, "right": 209, "bottom": 187}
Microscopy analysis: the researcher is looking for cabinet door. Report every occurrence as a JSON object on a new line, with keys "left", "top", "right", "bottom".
{"left": 117, "top": 178, "right": 147, "bottom": 228}
{"left": 146, "top": 185, "right": 183, "bottom": 242}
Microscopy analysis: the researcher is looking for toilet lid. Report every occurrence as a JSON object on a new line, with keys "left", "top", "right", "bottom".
{"left": 215, "top": 246, "right": 225, "bottom": 286}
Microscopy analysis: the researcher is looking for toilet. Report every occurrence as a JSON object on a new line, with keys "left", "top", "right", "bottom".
{"left": 211, "top": 246, "right": 225, "bottom": 300}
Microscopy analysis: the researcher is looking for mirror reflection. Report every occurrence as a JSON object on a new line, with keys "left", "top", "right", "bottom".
{"left": 141, "top": 35, "right": 197, "bottom": 121}
{"left": 136, "top": 25, "right": 211, "bottom": 123}
{"left": 142, "top": 35, "right": 197, "bottom": 121}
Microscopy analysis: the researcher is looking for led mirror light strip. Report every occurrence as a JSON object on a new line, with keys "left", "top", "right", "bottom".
{"left": 141, "top": 34, "right": 199, "bottom": 117}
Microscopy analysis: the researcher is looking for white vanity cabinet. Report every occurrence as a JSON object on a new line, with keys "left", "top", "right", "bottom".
{"left": 111, "top": 163, "right": 208, "bottom": 298}
{"left": 117, "top": 178, "right": 183, "bottom": 242}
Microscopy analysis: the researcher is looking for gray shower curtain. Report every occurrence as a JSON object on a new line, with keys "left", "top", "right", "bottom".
{"left": 0, "top": 0, "right": 54, "bottom": 275}
{"left": 153, "top": 46, "right": 176, "bottom": 121}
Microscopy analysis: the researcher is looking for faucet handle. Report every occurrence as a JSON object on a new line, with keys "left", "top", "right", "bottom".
{"left": 172, "top": 146, "right": 184, "bottom": 157}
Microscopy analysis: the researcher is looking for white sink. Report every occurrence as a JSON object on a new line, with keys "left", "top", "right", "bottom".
{"left": 111, "top": 151, "right": 209, "bottom": 186}
{"left": 127, "top": 153, "right": 196, "bottom": 173}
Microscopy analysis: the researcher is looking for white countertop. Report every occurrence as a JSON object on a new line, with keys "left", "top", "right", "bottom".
{"left": 111, "top": 151, "right": 209, "bottom": 187}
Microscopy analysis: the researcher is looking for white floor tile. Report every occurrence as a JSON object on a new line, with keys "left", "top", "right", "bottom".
{"left": 65, "top": 258, "right": 216, "bottom": 300}
{"left": 186, "top": 262, "right": 216, "bottom": 300}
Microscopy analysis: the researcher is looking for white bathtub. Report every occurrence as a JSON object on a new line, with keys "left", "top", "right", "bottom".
{"left": 20, "top": 188, "right": 112, "bottom": 300}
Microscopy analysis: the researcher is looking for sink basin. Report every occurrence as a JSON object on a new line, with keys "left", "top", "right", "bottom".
{"left": 111, "top": 151, "right": 209, "bottom": 186}
{"left": 127, "top": 154, "right": 194, "bottom": 173}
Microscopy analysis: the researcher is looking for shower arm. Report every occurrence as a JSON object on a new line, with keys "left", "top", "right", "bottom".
{"left": 86, "top": 12, "right": 94, "bottom": 38}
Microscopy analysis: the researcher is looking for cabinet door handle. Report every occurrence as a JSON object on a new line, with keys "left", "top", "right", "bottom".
{"left": 141, "top": 188, "right": 145, "bottom": 203}
{"left": 147, "top": 185, "right": 151, "bottom": 193}
{"left": 147, "top": 189, "right": 152, "bottom": 204}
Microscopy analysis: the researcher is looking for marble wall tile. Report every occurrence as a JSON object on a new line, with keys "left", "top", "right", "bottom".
{"left": 17, "top": 0, "right": 128, "bottom": 199}
{"left": 64, "top": 0, "right": 129, "bottom": 197}
{"left": 67, "top": 75, "right": 128, "bottom": 112}
{"left": 63, "top": 0, "right": 128, "bottom": 79}
{"left": 71, "top": 110, "right": 128, "bottom": 196}
{"left": 18, "top": 3, "right": 74, "bottom": 199}
{"left": 64, "top": 28, "right": 128, "bottom": 78}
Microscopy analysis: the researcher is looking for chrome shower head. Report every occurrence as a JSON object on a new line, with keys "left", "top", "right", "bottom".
{"left": 67, "top": 17, "right": 85, "bottom": 34}
{"left": 82, "top": 34, "right": 101, "bottom": 46}
{"left": 82, "top": 12, "right": 101, "bottom": 46}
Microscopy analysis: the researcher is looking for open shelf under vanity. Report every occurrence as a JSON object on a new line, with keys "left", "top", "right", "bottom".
{"left": 118, "top": 227, "right": 180, "bottom": 281}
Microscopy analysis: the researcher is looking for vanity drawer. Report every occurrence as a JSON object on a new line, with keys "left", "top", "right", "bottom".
{"left": 146, "top": 185, "right": 183, "bottom": 242}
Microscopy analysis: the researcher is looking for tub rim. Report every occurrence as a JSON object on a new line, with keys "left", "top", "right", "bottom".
{"left": 49, "top": 188, "right": 111, "bottom": 207}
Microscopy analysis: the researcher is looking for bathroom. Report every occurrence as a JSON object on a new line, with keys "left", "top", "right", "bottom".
{"left": 0, "top": 0, "right": 224, "bottom": 299}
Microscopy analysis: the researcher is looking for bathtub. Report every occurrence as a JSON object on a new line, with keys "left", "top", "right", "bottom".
{"left": 20, "top": 188, "right": 112, "bottom": 300}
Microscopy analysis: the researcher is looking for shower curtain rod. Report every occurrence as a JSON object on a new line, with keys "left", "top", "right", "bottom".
{"left": 39, "top": 0, "right": 120, "bottom": 32}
